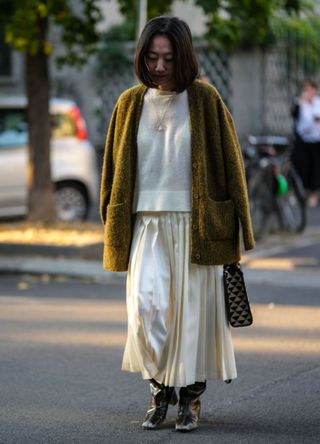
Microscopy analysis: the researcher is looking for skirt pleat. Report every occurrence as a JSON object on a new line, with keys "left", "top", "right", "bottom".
{"left": 121, "top": 212, "right": 237, "bottom": 387}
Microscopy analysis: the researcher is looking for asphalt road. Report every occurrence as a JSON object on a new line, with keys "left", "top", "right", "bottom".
{"left": 1, "top": 243, "right": 320, "bottom": 444}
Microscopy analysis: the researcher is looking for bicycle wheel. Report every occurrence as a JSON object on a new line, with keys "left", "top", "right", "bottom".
{"left": 276, "top": 169, "right": 307, "bottom": 233}
{"left": 248, "top": 168, "right": 274, "bottom": 239}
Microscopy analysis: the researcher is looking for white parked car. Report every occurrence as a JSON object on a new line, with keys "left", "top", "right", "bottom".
{"left": 0, "top": 96, "right": 98, "bottom": 221}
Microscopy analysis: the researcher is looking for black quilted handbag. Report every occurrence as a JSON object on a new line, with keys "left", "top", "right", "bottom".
{"left": 223, "top": 263, "right": 253, "bottom": 327}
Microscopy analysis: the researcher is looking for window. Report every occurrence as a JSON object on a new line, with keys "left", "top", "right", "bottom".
{"left": 0, "top": 107, "right": 78, "bottom": 148}
{"left": 51, "top": 113, "right": 77, "bottom": 138}
{"left": 0, "top": 109, "right": 27, "bottom": 147}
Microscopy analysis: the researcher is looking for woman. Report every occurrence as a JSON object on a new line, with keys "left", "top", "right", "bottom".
{"left": 100, "top": 16, "right": 255, "bottom": 432}
{"left": 291, "top": 79, "right": 320, "bottom": 208}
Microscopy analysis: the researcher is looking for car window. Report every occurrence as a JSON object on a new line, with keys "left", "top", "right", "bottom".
{"left": 0, "top": 109, "right": 28, "bottom": 148}
{"left": 0, "top": 109, "right": 76, "bottom": 147}
{"left": 51, "top": 113, "right": 76, "bottom": 138}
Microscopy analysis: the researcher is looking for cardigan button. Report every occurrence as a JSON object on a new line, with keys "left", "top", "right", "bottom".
{"left": 195, "top": 253, "right": 200, "bottom": 260}
{"left": 192, "top": 224, "right": 198, "bottom": 230}
{"left": 192, "top": 162, "right": 198, "bottom": 169}
{"left": 194, "top": 193, "right": 199, "bottom": 199}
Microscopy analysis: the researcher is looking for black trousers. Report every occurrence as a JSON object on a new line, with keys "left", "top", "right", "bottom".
{"left": 291, "top": 138, "right": 320, "bottom": 191}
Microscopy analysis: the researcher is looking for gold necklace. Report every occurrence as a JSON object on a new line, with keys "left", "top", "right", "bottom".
{"left": 150, "top": 92, "right": 174, "bottom": 131}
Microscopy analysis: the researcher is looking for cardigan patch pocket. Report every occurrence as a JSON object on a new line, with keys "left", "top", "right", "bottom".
{"left": 201, "top": 198, "right": 236, "bottom": 240}
{"left": 105, "top": 202, "right": 129, "bottom": 246}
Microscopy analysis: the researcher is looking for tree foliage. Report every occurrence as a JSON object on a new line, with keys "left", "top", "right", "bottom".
{"left": 94, "top": 20, "right": 135, "bottom": 78}
{"left": 106, "top": 0, "right": 316, "bottom": 50}
{"left": 0, "top": 0, "right": 102, "bottom": 64}
{"left": 194, "top": 0, "right": 315, "bottom": 49}
{"left": 272, "top": 13, "right": 320, "bottom": 74}
{"left": 117, "top": 0, "right": 172, "bottom": 23}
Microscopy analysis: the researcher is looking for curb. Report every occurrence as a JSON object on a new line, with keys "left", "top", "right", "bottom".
{"left": 0, "top": 242, "right": 103, "bottom": 261}
{"left": 0, "top": 256, "right": 125, "bottom": 284}
{"left": 1, "top": 255, "right": 319, "bottom": 288}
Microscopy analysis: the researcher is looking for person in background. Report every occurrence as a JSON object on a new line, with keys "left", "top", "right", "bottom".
{"left": 100, "top": 16, "right": 255, "bottom": 432}
{"left": 292, "top": 79, "right": 320, "bottom": 207}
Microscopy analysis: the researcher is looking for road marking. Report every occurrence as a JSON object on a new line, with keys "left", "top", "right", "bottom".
{"left": 245, "top": 257, "right": 319, "bottom": 270}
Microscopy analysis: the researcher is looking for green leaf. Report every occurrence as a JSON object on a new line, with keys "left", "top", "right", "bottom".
{"left": 0, "top": 0, "right": 102, "bottom": 66}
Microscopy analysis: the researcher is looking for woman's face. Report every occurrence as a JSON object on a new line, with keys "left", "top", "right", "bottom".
{"left": 145, "top": 34, "right": 175, "bottom": 91}
{"left": 302, "top": 84, "right": 317, "bottom": 102}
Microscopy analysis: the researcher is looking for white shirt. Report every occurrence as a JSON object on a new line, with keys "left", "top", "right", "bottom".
{"left": 132, "top": 88, "right": 191, "bottom": 212}
{"left": 296, "top": 96, "right": 320, "bottom": 142}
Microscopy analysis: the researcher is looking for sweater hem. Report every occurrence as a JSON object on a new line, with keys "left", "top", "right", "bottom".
{"left": 133, "top": 190, "right": 191, "bottom": 213}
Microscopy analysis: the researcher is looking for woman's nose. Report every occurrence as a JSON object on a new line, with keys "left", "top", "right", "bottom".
{"left": 155, "top": 59, "right": 165, "bottom": 72}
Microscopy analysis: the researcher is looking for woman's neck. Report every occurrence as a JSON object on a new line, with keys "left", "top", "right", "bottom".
{"left": 157, "top": 82, "right": 175, "bottom": 92}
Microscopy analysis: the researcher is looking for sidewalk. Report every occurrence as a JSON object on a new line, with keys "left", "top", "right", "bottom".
{"left": 1, "top": 208, "right": 320, "bottom": 286}
{"left": 0, "top": 256, "right": 125, "bottom": 283}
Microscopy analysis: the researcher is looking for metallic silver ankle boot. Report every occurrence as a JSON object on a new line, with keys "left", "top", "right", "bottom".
{"left": 142, "top": 379, "right": 178, "bottom": 430}
{"left": 175, "top": 381, "right": 206, "bottom": 432}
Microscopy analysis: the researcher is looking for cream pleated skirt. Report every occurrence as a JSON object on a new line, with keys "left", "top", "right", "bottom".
{"left": 121, "top": 212, "right": 237, "bottom": 387}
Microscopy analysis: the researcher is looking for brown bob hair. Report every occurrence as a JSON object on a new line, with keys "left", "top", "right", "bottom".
{"left": 135, "top": 16, "right": 199, "bottom": 93}
{"left": 302, "top": 79, "right": 318, "bottom": 90}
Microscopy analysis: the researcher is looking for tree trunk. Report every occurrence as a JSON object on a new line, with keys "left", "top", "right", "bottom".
{"left": 25, "top": 16, "right": 56, "bottom": 223}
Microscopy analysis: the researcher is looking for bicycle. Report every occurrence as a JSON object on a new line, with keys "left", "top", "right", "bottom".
{"left": 243, "top": 136, "right": 307, "bottom": 240}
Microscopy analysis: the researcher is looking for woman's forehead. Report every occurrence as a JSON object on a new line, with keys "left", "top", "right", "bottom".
{"left": 149, "top": 34, "right": 173, "bottom": 53}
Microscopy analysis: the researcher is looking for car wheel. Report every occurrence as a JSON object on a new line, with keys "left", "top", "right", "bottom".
{"left": 55, "top": 182, "right": 88, "bottom": 221}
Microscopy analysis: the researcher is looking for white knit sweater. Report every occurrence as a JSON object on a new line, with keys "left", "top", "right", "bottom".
{"left": 132, "top": 88, "right": 191, "bottom": 212}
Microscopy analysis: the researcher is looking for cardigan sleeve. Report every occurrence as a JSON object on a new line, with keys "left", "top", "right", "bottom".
{"left": 217, "top": 97, "right": 256, "bottom": 251}
{"left": 99, "top": 102, "right": 118, "bottom": 225}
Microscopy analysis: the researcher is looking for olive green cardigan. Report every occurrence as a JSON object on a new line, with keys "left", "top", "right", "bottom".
{"left": 100, "top": 80, "right": 255, "bottom": 272}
